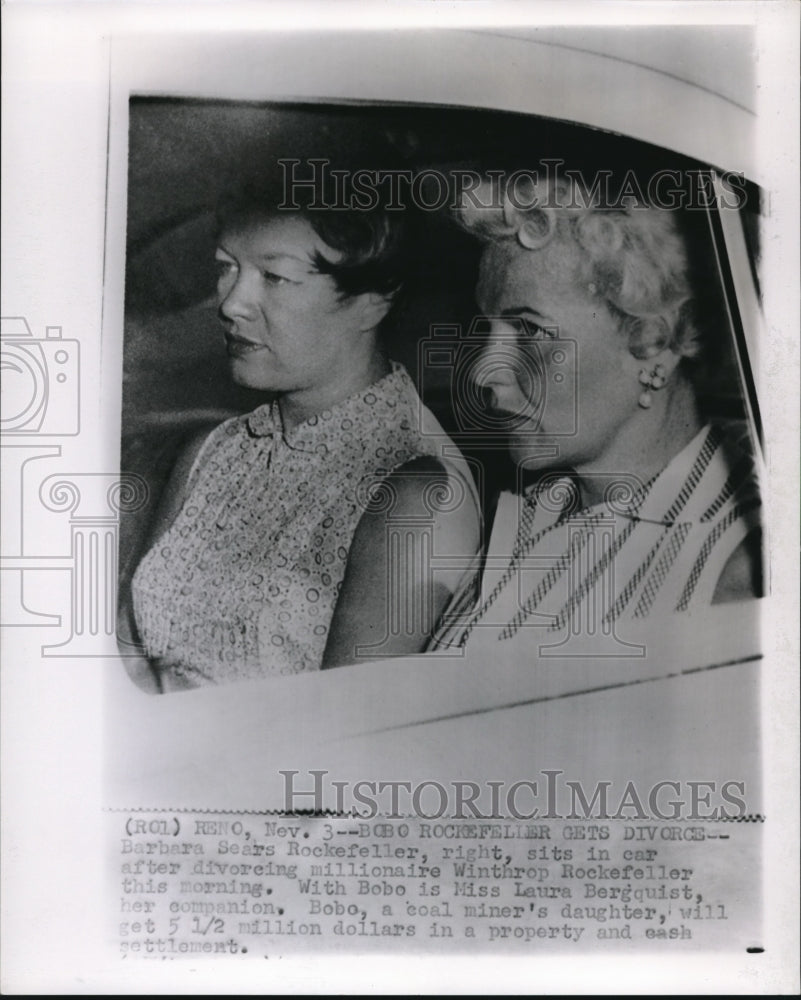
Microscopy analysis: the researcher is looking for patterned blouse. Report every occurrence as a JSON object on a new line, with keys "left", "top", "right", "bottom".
{"left": 430, "top": 424, "right": 761, "bottom": 655}
{"left": 132, "top": 363, "right": 465, "bottom": 687}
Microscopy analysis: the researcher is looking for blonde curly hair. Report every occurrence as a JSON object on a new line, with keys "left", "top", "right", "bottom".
{"left": 458, "top": 173, "right": 702, "bottom": 362}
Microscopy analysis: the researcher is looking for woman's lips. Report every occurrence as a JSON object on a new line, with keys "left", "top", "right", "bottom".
{"left": 486, "top": 401, "right": 543, "bottom": 430}
{"left": 224, "top": 333, "right": 265, "bottom": 358}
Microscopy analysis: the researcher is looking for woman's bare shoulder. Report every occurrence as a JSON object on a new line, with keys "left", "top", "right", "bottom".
{"left": 349, "top": 454, "right": 481, "bottom": 590}
{"left": 321, "top": 455, "right": 481, "bottom": 668}
{"left": 367, "top": 454, "right": 480, "bottom": 533}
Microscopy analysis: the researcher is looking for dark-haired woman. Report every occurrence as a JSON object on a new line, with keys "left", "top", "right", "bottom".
{"left": 128, "top": 188, "right": 479, "bottom": 690}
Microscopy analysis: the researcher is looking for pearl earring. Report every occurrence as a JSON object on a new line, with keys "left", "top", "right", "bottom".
{"left": 638, "top": 363, "right": 667, "bottom": 409}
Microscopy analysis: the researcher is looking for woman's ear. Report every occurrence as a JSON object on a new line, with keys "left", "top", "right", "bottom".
{"left": 636, "top": 340, "right": 684, "bottom": 380}
{"left": 626, "top": 314, "right": 685, "bottom": 380}
{"left": 350, "top": 290, "right": 395, "bottom": 333}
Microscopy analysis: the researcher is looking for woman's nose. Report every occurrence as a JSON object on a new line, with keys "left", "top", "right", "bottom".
{"left": 218, "top": 270, "right": 258, "bottom": 321}
{"left": 472, "top": 325, "right": 521, "bottom": 391}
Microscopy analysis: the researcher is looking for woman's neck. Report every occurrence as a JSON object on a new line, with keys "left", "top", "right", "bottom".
{"left": 278, "top": 351, "right": 391, "bottom": 432}
{"left": 576, "top": 376, "right": 704, "bottom": 509}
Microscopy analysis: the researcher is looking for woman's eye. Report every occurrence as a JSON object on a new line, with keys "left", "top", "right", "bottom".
{"left": 521, "top": 318, "right": 557, "bottom": 340}
{"left": 261, "top": 270, "right": 290, "bottom": 286}
{"left": 215, "top": 258, "right": 236, "bottom": 278}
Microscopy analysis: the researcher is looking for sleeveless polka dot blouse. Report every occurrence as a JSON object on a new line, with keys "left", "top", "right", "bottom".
{"left": 132, "top": 363, "right": 449, "bottom": 686}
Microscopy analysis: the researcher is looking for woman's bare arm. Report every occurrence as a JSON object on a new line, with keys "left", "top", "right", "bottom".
{"left": 117, "top": 424, "right": 217, "bottom": 690}
{"left": 322, "top": 456, "right": 481, "bottom": 668}
{"left": 141, "top": 426, "right": 217, "bottom": 552}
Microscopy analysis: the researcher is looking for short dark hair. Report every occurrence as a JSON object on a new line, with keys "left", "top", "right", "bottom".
{"left": 216, "top": 164, "right": 409, "bottom": 302}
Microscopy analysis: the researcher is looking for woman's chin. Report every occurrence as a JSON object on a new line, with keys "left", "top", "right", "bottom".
{"left": 228, "top": 359, "right": 276, "bottom": 392}
{"left": 508, "top": 433, "right": 559, "bottom": 470}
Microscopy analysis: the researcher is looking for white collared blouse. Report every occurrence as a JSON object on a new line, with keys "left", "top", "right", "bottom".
{"left": 132, "top": 363, "right": 465, "bottom": 685}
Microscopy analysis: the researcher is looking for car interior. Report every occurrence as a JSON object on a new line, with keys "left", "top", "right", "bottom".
{"left": 119, "top": 98, "right": 762, "bottom": 604}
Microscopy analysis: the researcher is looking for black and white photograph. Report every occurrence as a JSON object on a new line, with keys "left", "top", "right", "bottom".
{"left": 2, "top": 2, "right": 799, "bottom": 994}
